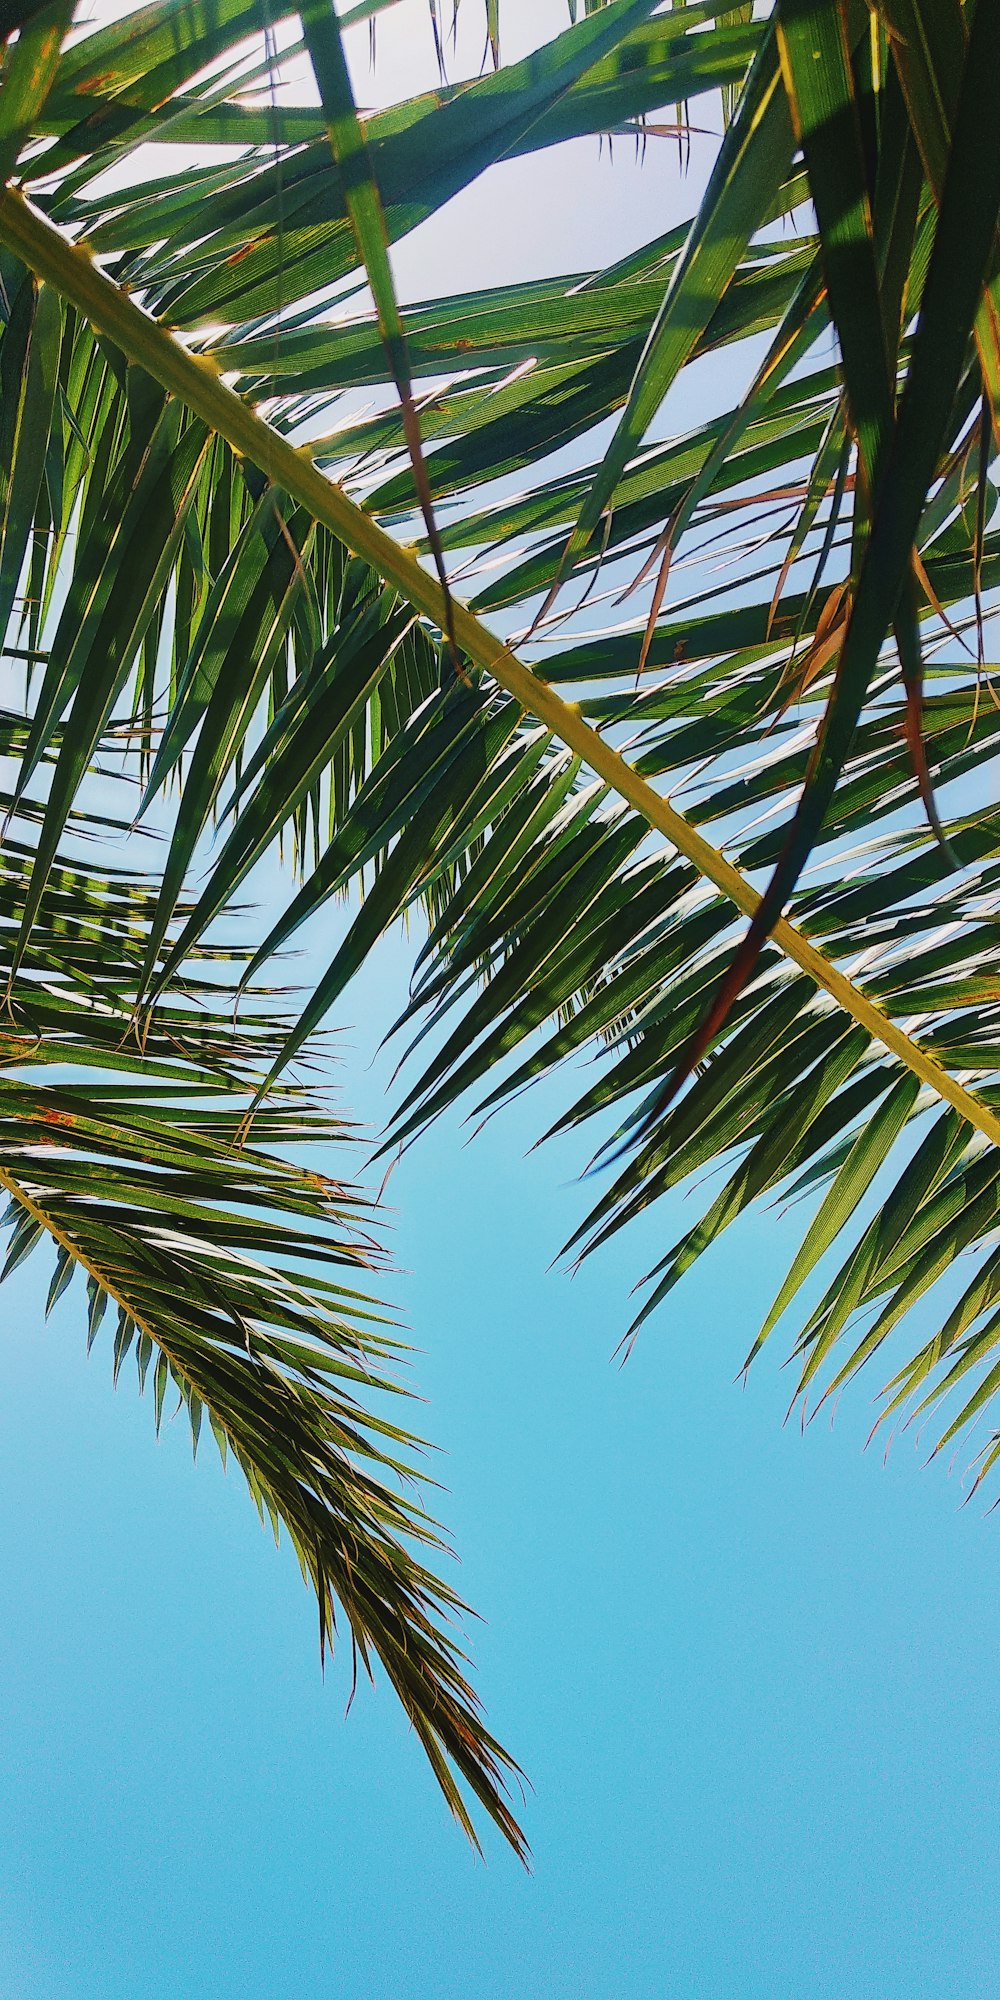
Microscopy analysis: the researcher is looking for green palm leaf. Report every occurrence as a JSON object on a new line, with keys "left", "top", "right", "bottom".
{"left": 0, "top": 769, "right": 527, "bottom": 1854}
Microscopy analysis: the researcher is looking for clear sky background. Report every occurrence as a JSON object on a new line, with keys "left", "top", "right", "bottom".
{"left": 2, "top": 5, "right": 1000, "bottom": 1996}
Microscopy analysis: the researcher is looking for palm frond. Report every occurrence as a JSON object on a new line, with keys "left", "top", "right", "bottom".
{"left": 0, "top": 770, "right": 527, "bottom": 1856}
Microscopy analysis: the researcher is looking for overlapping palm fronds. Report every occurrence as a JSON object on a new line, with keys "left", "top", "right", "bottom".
{"left": 4, "top": 0, "right": 1000, "bottom": 1845}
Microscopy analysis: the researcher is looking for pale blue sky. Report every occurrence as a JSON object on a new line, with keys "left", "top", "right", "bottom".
{"left": 2, "top": 6, "right": 1000, "bottom": 1995}
{"left": 4, "top": 918, "right": 1000, "bottom": 1998}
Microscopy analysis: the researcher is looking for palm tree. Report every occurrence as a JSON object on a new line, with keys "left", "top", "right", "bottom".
{"left": 1, "top": 0, "right": 999, "bottom": 1854}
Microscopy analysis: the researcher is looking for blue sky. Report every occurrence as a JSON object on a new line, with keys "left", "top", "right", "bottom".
{"left": 5, "top": 921, "right": 1000, "bottom": 1998}
{"left": 5, "top": 990, "right": 1000, "bottom": 1997}
{"left": 2, "top": 5, "right": 1000, "bottom": 1995}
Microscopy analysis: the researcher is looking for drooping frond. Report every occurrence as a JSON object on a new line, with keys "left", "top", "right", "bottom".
{"left": 0, "top": 760, "right": 527, "bottom": 1856}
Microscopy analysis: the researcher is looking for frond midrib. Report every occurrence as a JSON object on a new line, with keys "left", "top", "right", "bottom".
{"left": 1, "top": 183, "right": 996, "bottom": 1154}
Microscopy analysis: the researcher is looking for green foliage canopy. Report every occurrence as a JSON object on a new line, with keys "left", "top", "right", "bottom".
{"left": 2, "top": 0, "right": 1000, "bottom": 1852}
